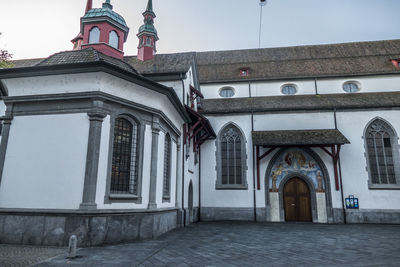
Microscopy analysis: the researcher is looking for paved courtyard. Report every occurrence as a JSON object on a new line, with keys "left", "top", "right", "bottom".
{"left": 1, "top": 222, "right": 400, "bottom": 266}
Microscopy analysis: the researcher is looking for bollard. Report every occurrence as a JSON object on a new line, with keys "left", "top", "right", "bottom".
{"left": 67, "top": 235, "right": 77, "bottom": 259}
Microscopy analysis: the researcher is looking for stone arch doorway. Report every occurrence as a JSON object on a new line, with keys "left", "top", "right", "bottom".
{"left": 265, "top": 148, "right": 334, "bottom": 223}
{"left": 283, "top": 177, "right": 312, "bottom": 222}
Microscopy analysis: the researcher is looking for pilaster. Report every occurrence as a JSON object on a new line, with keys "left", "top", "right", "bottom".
{"left": 148, "top": 115, "right": 160, "bottom": 210}
{"left": 80, "top": 101, "right": 107, "bottom": 210}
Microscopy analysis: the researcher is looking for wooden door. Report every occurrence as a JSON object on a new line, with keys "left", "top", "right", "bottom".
{"left": 283, "top": 178, "right": 312, "bottom": 222}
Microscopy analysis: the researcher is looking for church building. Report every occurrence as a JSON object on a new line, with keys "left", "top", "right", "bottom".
{"left": 0, "top": 0, "right": 399, "bottom": 246}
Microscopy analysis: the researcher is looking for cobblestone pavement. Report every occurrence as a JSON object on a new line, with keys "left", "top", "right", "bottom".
{"left": 2, "top": 222, "right": 400, "bottom": 267}
{"left": 0, "top": 244, "right": 65, "bottom": 267}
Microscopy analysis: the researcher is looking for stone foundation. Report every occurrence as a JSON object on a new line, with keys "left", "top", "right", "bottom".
{"left": 0, "top": 209, "right": 178, "bottom": 247}
{"left": 346, "top": 209, "right": 400, "bottom": 224}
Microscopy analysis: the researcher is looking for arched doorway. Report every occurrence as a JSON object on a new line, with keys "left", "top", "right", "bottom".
{"left": 283, "top": 177, "right": 312, "bottom": 222}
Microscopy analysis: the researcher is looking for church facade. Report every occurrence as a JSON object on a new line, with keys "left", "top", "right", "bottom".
{"left": 0, "top": 0, "right": 399, "bottom": 246}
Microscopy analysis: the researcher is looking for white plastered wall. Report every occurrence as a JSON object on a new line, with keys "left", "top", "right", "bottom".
{"left": 200, "top": 74, "right": 400, "bottom": 99}
{"left": 3, "top": 72, "right": 183, "bottom": 129}
{"left": 0, "top": 113, "right": 89, "bottom": 209}
{"left": 336, "top": 110, "right": 400, "bottom": 210}
{"left": 202, "top": 109, "right": 400, "bottom": 213}
{"left": 201, "top": 115, "right": 255, "bottom": 208}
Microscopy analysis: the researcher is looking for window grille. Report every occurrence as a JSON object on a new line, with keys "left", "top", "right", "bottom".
{"left": 111, "top": 118, "right": 139, "bottom": 194}
{"left": 163, "top": 134, "right": 171, "bottom": 199}
{"left": 366, "top": 119, "right": 397, "bottom": 184}
{"left": 221, "top": 126, "right": 243, "bottom": 185}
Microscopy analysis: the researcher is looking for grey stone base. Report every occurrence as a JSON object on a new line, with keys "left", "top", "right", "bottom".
{"left": 332, "top": 208, "right": 345, "bottom": 224}
{"left": 201, "top": 207, "right": 256, "bottom": 221}
{"left": 346, "top": 209, "right": 400, "bottom": 224}
{"left": 0, "top": 209, "right": 178, "bottom": 247}
{"left": 177, "top": 208, "right": 199, "bottom": 227}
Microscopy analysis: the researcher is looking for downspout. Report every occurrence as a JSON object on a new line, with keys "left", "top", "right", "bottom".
{"left": 334, "top": 108, "right": 347, "bottom": 224}
{"left": 198, "top": 146, "right": 201, "bottom": 222}
{"left": 250, "top": 81, "right": 257, "bottom": 222}
{"left": 314, "top": 78, "right": 319, "bottom": 95}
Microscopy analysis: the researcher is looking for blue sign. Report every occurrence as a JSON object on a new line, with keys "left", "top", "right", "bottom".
{"left": 345, "top": 195, "right": 359, "bottom": 209}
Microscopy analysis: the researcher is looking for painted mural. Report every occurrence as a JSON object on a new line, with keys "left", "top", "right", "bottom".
{"left": 269, "top": 149, "right": 325, "bottom": 192}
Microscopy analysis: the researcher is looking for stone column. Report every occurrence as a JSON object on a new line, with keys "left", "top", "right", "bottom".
{"left": 148, "top": 116, "right": 160, "bottom": 210}
{"left": 80, "top": 101, "right": 107, "bottom": 210}
{"left": 0, "top": 103, "right": 14, "bottom": 186}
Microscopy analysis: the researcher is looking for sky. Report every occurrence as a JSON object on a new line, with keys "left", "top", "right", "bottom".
{"left": 0, "top": 0, "right": 400, "bottom": 60}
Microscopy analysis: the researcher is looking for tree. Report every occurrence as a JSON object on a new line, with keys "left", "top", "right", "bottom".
{"left": 0, "top": 33, "right": 13, "bottom": 68}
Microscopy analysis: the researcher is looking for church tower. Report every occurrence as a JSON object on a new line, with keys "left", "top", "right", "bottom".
{"left": 71, "top": 0, "right": 129, "bottom": 60}
{"left": 137, "top": 0, "right": 159, "bottom": 61}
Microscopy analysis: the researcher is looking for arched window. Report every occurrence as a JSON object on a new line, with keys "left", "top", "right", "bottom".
{"left": 281, "top": 84, "right": 297, "bottom": 95}
{"left": 216, "top": 124, "right": 248, "bottom": 189}
{"left": 110, "top": 117, "right": 139, "bottom": 195}
{"left": 365, "top": 118, "right": 400, "bottom": 187}
{"left": 109, "top": 31, "right": 119, "bottom": 49}
{"left": 163, "top": 133, "right": 171, "bottom": 200}
{"left": 89, "top": 27, "right": 100, "bottom": 44}
{"left": 343, "top": 82, "right": 360, "bottom": 93}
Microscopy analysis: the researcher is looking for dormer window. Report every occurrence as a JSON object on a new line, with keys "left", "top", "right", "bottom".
{"left": 109, "top": 31, "right": 119, "bottom": 49}
{"left": 239, "top": 69, "right": 249, "bottom": 77}
{"left": 89, "top": 27, "right": 100, "bottom": 44}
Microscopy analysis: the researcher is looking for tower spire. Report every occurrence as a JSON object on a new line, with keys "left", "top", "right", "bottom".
{"left": 137, "top": 0, "right": 158, "bottom": 61}
{"left": 146, "top": 0, "right": 153, "bottom": 13}
{"left": 85, "top": 0, "right": 93, "bottom": 14}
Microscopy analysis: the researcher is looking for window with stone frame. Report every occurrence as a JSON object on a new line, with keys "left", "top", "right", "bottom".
{"left": 163, "top": 133, "right": 172, "bottom": 200}
{"left": 365, "top": 118, "right": 400, "bottom": 188}
{"left": 216, "top": 124, "right": 248, "bottom": 189}
{"left": 110, "top": 117, "right": 139, "bottom": 195}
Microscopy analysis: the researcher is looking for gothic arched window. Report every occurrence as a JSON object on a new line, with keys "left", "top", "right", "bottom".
{"left": 216, "top": 124, "right": 248, "bottom": 189}
{"left": 89, "top": 27, "right": 100, "bottom": 44}
{"left": 110, "top": 117, "right": 139, "bottom": 195}
{"left": 109, "top": 31, "right": 119, "bottom": 49}
{"left": 365, "top": 118, "right": 400, "bottom": 187}
{"left": 163, "top": 133, "right": 171, "bottom": 201}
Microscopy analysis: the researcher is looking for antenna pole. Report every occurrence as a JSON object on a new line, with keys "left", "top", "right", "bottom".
{"left": 258, "top": 0, "right": 267, "bottom": 48}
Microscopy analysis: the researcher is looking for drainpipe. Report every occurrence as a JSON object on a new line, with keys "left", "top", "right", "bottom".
{"left": 250, "top": 81, "right": 257, "bottom": 222}
{"left": 314, "top": 78, "right": 319, "bottom": 95}
{"left": 198, "top": 146, "right": 201, "bottom": 221}
{"left": 334, "top": 108, "right": 346, "bottom": 224}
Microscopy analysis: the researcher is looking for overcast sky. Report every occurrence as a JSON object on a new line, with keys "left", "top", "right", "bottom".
{"left": 1, "top": 0, "right": 399, "bottom": 60}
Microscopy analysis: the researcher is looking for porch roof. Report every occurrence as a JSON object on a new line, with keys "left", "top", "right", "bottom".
{"left": 252, "top": 129, "right": 350, "bottom": 146}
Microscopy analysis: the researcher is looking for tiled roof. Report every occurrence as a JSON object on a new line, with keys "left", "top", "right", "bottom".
{"left": 252, "top": 129, "right": 350, "bottom": 146}
{"left": 124, "top": 52, "right": 195, "bottom": 75}
{"left": 196, "top": 39, "right": 400, "bottom": 83}
{"left": 36, "top": 48, "right": 137, "bottom": 74}
{"left": 200, "top": 92, "right": 400, "bottom": 114}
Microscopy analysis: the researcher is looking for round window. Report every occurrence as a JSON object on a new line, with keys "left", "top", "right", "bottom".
{"left": 281, "top": 85, "right": 297, "bottom": 95}
{"left": 219, "top": 87, "right": 235, "bottom": 98}
{"left": 343, "top": 82, "right": 360, "bottom": 93}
